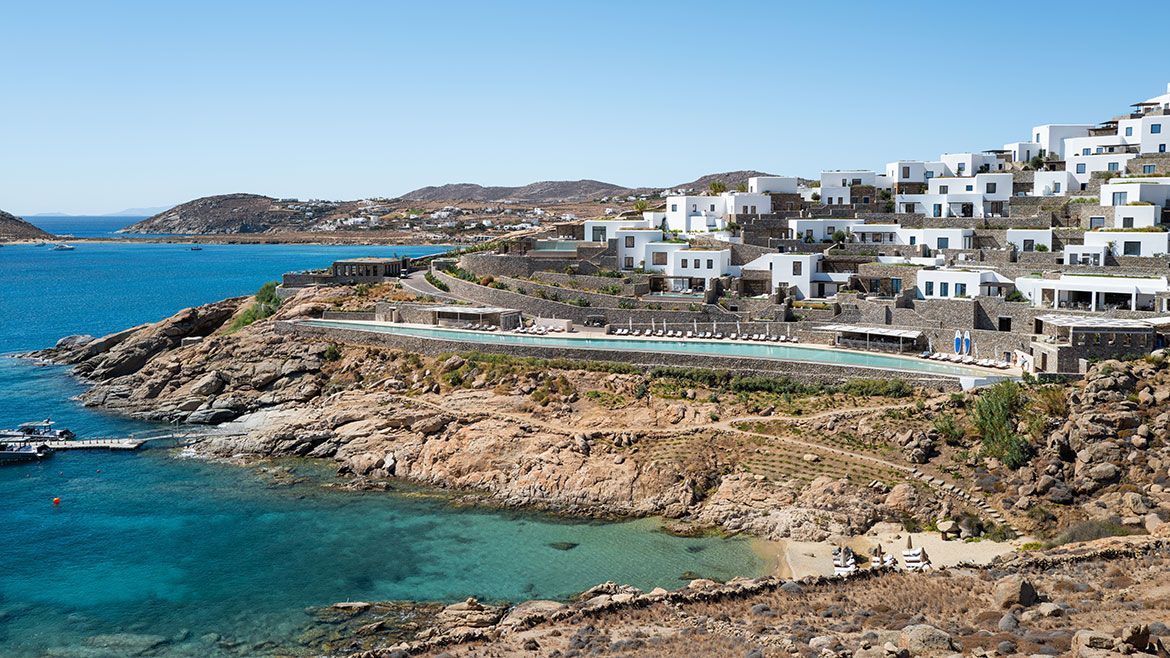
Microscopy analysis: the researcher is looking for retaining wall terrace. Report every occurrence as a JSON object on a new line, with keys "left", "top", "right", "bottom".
{"left": 276, "top": 320, "right": 962, "bottom": 389}
{"left": 492, "top": 275, "right": 698, "bottom": 311}
{"left": 431, "top": 269, "right": 741, "bottom": 326}
{"left": 530, "top": 271, "right": 648, "bottom": 295}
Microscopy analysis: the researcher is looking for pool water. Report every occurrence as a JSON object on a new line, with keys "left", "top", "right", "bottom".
{"left": 299, "top": 319, "right": 992, "bottom": 378}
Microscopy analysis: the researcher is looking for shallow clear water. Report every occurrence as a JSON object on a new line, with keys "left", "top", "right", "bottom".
{"left": 0, "top": 235, "right": 765, "bottom": 656}
{"left": 301, "top": 319, "right": 987, "bottom": 377}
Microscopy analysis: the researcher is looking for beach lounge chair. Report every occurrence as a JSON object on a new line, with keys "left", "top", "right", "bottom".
{"left": 729, "top": 333, "right": 738, "bottom": 340}
{"left": 715, "top": 333, "right": 724, "bottom": 340}
{"left": 770, "top": 335, "right": 780, "bottom": 342}
{"left": 685, "top": 331, "right": 693, "bottom": 338}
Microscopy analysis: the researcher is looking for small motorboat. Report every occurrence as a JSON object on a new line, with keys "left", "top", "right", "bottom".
{"left": 190, "top": 245, "right": 203, "bottom": 251}
{"left": 0, "top": 419, "right": 76, "bottom": 441}
{"left": 51, "top": 243, "right": 75, "bottom": 251}
{"left": 0, "top": 443, "right": 54, "bottom": 464}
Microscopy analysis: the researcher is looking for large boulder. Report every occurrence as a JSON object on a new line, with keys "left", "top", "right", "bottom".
{"left": 993, "top": 575, "right": 1038, "bottom": 609}
{"left": 899, "top": 624, "right": 956, "bottom": 655}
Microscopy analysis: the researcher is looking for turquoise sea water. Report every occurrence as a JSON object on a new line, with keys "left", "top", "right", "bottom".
{"left": 0, "top": 220, "right": 764, "bottom": 656}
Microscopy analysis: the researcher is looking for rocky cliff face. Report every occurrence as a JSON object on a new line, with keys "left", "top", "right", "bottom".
{"left": 0, "top": 209, "right": 53, "bottom": 241}
{"left": 29, "top": 287, "right": 908, "bottom": 536}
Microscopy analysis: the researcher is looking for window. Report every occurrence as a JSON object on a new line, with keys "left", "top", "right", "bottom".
{"left": 925, "top": 171, "right": 935, "bottom": 179}
{"left": 955, "top": 283, "right": 967, "bottom": 297}
{"left": 706, "top": 259, "right": 713, "bottom": 269}
{"left": 891, "top": 278, "right": 902, "bottom": 294}
{"left": 1082, "top": 148, "right": 1091, "bottom": 156}
{"left": 1096, "top": 147, "right": 1103, "bottom": 154}
{"left": 1144, "top": 164, "right": 1157, "bottom": 174}
{"left": 624, "top": 256, "right": 634, "bottom": 268}
{"left": 1123, "top": 217, "right": 1134, "bottom": 229}
{"left": 965, "top": 185, "right": 973, "bottom": 192}
{"left": 939, "top": 185, "right": 949, "bottom": 194}
{"left": 932, "top": 204, "right": 942, "bottom": 218}
{"left": 624, "top": 236, "right": 635, "bottom": 248}
{"left": 936, "top": 237, "right": 949, "bottom": 249}
{"left": 1054, "top": 182, "right": 1062, "bottom": 193}
{"left": 708, "top": 204, "right": 715, "bottom": 212}
{"left": 652, "top": 251, "right": 666, "bottom": 266}
{"left": 924, "top": 281, "right": 934, "bottom": 296}
{"left": 1161, "top": 144, "right": 1167, "bottom": 153}
{"left": 1108, "top": 162, "right": 1119, "bottom": 172}
{"left": 939, "top": 282, "right": 949, "bottom": 297}
{"left": 909, "top": 236, "right": 917, "bottom": 245}
{"left": 1076, "top": 163, "right": 1087, "bottom": 174}
{"left": 1126, "top": 127, "right": 1134, "bottom": 137}
{"left": 1124, "top": 241, "right": 1141, "bottom": 256}
{"left": 792, "top": 261, "right": 802, "bottom": 275}
{"left": 1112, "top": 191, "right": 1128, "bottom": 206}
{"left": 862, "top": 196, "right": 870, "bottom": 204}
{"left": 680, "top": 259, "right": 688, "bottom": 268}
{"left": 671, "top": 204, "right": 677, "bottom": 212}
{"left": 986, "top": 182, "right": 997, "bottom": 193}
{"left": 1090, "top": 216, "right": 1105, "bottom": 229}
{"left": 827, "top": 226, "right": 835, "bottom": 235}
{"left": 1153, "top": 124, "right": 1163, "bottom": 134}
{"left": 741, "top": 205, "right": 748, "bottom": 214}
{"left": 1023, "top": 239, "right": 1034, "bottom": 252}
{"left": 690, "top": 204, "right": 696, "bottom": 211}
{"left": 902, "top": 166, "right": 910, "bottom": 178}
{"left": 851, "top": 178, "right": 861, "bottom": 185}
{"left": 957, "top": 164, "right": 965, "bottom": 174}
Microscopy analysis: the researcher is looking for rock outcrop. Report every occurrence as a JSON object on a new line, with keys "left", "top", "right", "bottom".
{"left": 0, "top": 209, "right": 53, "bottom": 241}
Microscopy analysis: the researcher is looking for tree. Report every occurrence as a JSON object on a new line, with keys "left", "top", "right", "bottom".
{"left": 1028, "top": 155, "right": 1045, "bottom": 171}
{"left": 633, "top": 199, "right": 648, "bottom": 212}
{"left": 708, "top": 181, "right": 727, "bottom": 195}
{"left": 735, "top": 182, "right": 748, "bottom": 193}
{"left": 811, "top": 192, "right": 821, "bottom": 202}
{"left": 832, "top": 230, "right": 847, "bottom": 244}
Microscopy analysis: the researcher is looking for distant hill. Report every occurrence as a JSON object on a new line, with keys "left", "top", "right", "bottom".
{"left": 0, "top": 210, "right": 54, "bottom": 241}
{"left": 669, "top": 170, "right": 781, "bottom": 191}
{"left": 104, "top": 206, "right": 172, "bottom": 217}
{"left": 402, "top": 179, "right": 632, "bottom": 203}
{"left": 119, "top": 193, "right": 368, "bottom": 235}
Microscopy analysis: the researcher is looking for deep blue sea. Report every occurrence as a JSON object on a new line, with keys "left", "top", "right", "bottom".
{"left": 0, "top": 217, "right": 763, "bottom": 656}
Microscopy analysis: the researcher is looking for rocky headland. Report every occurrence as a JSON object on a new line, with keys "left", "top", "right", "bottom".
{"left": 0, "top": 208, "right": 54, "bottom": 241}
{"left": 24, "top": 283, "right": 1170, "bottom": 656}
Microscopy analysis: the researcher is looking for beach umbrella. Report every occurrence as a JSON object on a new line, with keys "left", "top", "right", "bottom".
{"left": 693, "top": 319, "right": 698, "bottom": 333}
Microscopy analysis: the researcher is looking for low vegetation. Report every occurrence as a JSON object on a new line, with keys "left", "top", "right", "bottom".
{"left": 226, "top": 281, "right": 281, "bottom": 333}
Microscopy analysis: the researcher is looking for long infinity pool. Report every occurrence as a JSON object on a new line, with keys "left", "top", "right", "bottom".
{"left": 298, "top": 319, "right": 999, "bottom": 378}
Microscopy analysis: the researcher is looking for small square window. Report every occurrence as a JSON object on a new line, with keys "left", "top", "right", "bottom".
{"left": 1123, "top": 217, "right": 1134, "bottom": 228}
{"left": 792, "top": 261, "right": 802, "bottom": 275}
{"left": 1153, "top": 124, "right": 1163, "bottom": 134}
{"left": 1108, "top": 162, "right": 1119, "bottom": 172}
{"left": 924, "top": 281, "right": 934, "bottom": 296}
{"left": 1124, "top": 241, "right": 1142, "bottom": 256}
{"left": 1144, "top": 164, "right": 1157, "bottom": 174}
{"left": 965, "top": 185, "right": 973, "bottom": 192}
{"left": 986, "top": 182, "right": 997, "bottom": 193}
{"left": 1125, "top": 127, "right": 1134, "bottom": 137}
{"left": 939, "top": 185, "right": 949, "bottom": 194}
{"left": 1076, "top": 164, "right": 1087, "bottom": 174}
{"left": 706, "top": 259, "right": 713, "bottom": 269}
{"left": 624, "top": 236, "right": 635, "bottom": 248}
{"left": 1083, "top": 148, "right": 1091, "bottom": 156}
{"left": 680, "top": 259, "right": 688, "bottom": 268}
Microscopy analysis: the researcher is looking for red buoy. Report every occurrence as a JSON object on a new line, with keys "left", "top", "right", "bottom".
{"left": 52, "top": 497, "right": 61, "bottom": 506}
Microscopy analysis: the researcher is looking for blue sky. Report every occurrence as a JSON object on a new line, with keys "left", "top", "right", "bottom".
{"left": 3, "top": 0, "right": 1169, "bottom": 215}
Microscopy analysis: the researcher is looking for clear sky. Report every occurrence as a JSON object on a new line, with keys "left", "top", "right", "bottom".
{"left": 3, "top": 0, "right": 1170, "bottom": 215}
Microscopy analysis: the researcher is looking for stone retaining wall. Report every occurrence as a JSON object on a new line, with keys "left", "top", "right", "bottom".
{"left": 432, "top": 270, "right": 740, "bottom": 326}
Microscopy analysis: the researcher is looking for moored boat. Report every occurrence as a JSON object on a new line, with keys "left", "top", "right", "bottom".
{"left": 0, "top": 443, "right": 54, "bottom": 464}
{"left": 51, "top": 243, "right": 75, "bottom": 251}
{"left": 0, "top": 419, "right": 76, "bottom": 441}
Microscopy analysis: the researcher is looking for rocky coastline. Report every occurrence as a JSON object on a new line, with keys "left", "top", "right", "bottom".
{"left": 23, "top": 283, "right": 1170, "bottom": 656}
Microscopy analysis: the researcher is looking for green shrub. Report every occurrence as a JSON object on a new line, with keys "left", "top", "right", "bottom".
{"left": 1004, "top": 289, "right": 1026, "bottom": 303}
{"left": 226, "top": 281, "right": 281, "bottom": 333}
{"left": 973, "top": 381, "right": 1034, "bottom": 468}
{"left": 933, "top": 412, "right": 965, "bottom": 445}
{"left": 323, "top": 344, "right": 342, "bottom": 362}
{"left": 424, "top": 271, "right": 450, "bottom": 292}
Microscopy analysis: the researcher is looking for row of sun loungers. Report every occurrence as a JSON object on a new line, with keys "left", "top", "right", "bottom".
{"left": 460, "top": 323, "right": 498, "bottom": 331}
{"left": 513, "top": 325, "right": 568, "bottom": 335}
{"left": 609, "top": 328, "right": 799, "bottom": 343}
{"left": 918, "top": 351, "right": 1012, "bottom": 369}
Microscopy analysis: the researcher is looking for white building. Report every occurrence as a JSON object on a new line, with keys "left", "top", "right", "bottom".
{"left": 897, "top": 173, "right": 1013, "bottom": 218}
{"left": 615, "top": 227, "right": 663, "bottom": 270}
{"left": 917, "top": 268, "right": 1013, "bottom": 300}
{"left": 819, "top": 170, "right": 891, "bottom": 206}
{"left": 1015, "top": 273, "right": 1170, "bottom": 312}
{"left": 1031, "top": 124, "right": 1092, "bottom": 159}
{"left": 1032, "top": 170, "right": 1077, "bottom": 197}
{"left": 583, "top": 217, "right": 652, "bottom": 243}
{"left": 1006, "top": 228, "right": 1053, "bottom": 252}
{"left": 748, "top": 176, "right": 798, "bottom": 194}
{"left": 742, "top": 253, "right": 848, "bottom": 300}
{"left": 1082, "top": 230, "right": 1170, "bottom": 257}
